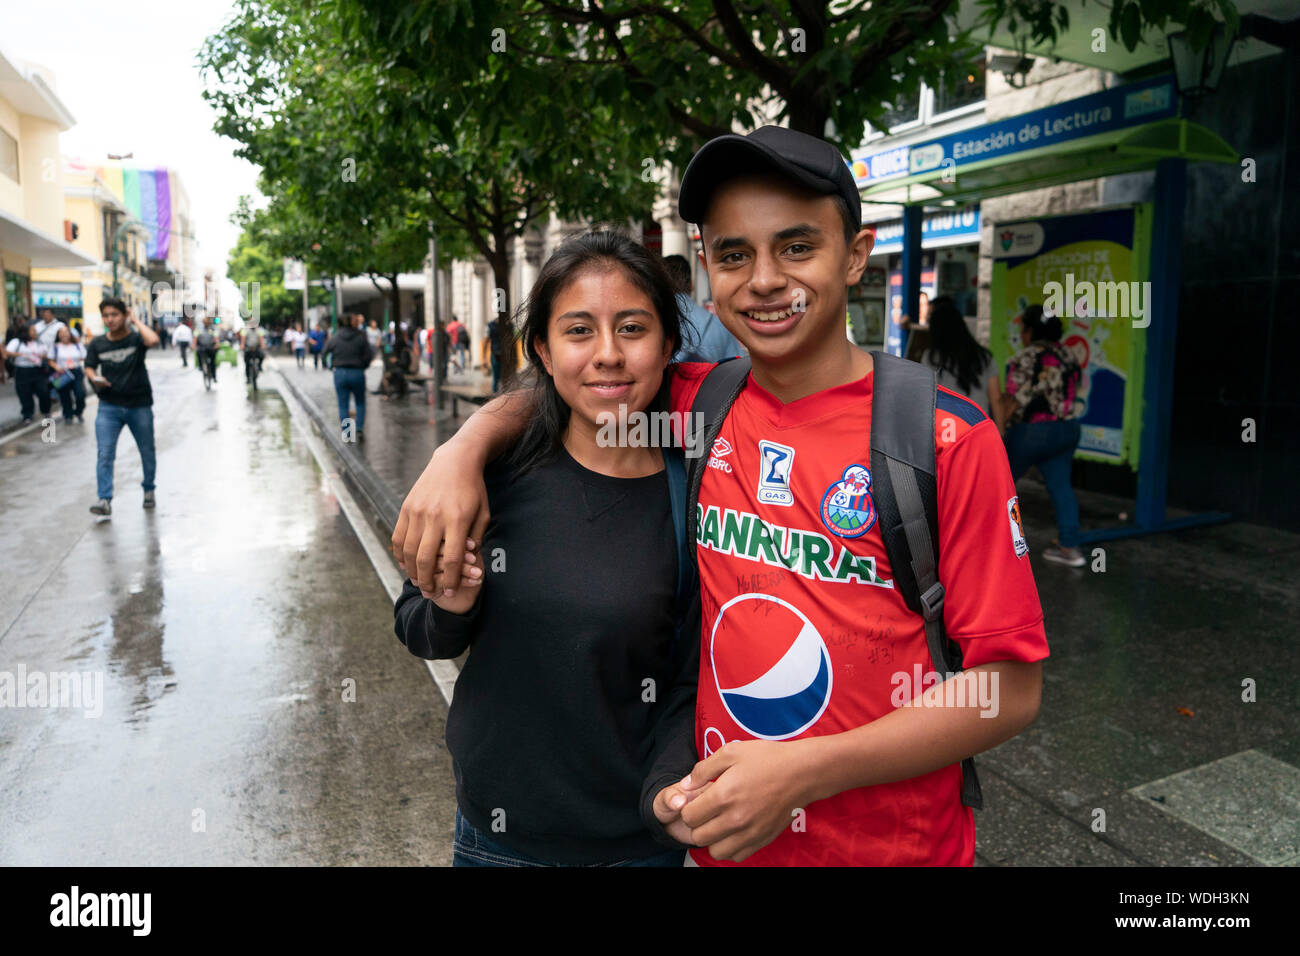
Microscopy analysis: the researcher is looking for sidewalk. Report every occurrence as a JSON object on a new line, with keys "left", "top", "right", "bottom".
{"left": 279, "top": 355, "right": 1300, "bottom": 866}
{"left": 272, "top": 355, "right": 491, "bottom": 526}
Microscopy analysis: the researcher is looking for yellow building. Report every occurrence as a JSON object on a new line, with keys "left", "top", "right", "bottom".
{"left": 0, "top": 48, "right": 95, "bottom": 334}
{"left": 31, "top": 161, "right": 154, "bottom": 336}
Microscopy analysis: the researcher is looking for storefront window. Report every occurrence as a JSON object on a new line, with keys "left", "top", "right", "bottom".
{"left": 877, "top": 85, "right": 921, "bottom": 132}
{"left": 5, "top": 271, "right": 32, "bottom": 322}
{"left": 933, "top": 56, "right": 986, "bottom": 116}
{"left": 0, "top": 126, "right": 18, "bottom": 183}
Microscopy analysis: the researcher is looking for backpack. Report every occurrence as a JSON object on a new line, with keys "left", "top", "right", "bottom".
{"left": 684, "top": 351, "right": 983, "bottom": 809}
{"left": 456, "top": 325, "right": 469, "bottom": 348}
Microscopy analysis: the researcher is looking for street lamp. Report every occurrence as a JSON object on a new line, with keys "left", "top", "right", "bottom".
{"left": 1167, "top": 22, "right": 1237, "bottom": 98}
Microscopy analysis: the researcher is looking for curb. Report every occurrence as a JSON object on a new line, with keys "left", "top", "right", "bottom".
{"left": 272, "top": 366, "right": 403, "bottom": 533}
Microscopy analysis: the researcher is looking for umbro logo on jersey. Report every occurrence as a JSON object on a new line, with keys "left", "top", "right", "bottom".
{"left": 757, "top": 440, "right": 795, "bottom": 506}
{"left": 708, "top": 436, "right": 734, "bottom": 473}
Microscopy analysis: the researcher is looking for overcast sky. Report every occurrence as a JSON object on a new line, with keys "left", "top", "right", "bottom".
{"left": 3, "top": 0, "right": 261, "bottom": 306}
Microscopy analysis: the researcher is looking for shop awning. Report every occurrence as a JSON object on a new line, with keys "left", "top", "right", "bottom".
{"left": 860, "top": 118, "right": 1238, "bottom": 207}
{"left": 0, "top": 207, "right": 97, "bottom": 268}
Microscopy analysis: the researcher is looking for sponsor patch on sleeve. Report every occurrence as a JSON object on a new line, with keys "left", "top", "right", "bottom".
{"left": 1008, "top": 496, "right": 1029, "bottom": 558}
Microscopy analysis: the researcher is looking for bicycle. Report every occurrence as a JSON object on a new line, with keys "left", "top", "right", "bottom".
{"left": 246, "top": 352, "right": 263, "bottom": 392}
{"left": 200, "top": 349, "right": 216, "bottom": 391}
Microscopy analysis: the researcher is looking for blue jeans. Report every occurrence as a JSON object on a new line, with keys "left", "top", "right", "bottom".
{"left": 333, "top": 367, "right": 366, "bottom": 430}
{"left": 95, "top": 403, "right": 156, "bottom": 500}
{"left": 294, "top": 347, "right": 306, "bottom": 368}
{"left": 452, "top": 809, "right": 685, "bottom": 868}
{"left": 1005, "top": 419, "right": 1082, "bottom": 548}
{"left": 56, "top": 368, "right": 86, "bottom": 420}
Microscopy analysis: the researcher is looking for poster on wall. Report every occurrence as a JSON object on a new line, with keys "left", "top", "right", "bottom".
{"left": 989, "top": 206, "right": 1151, "bottom": 466}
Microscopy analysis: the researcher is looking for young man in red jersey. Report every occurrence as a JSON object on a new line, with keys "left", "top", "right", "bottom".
{"left": 392, "top": 127, "right": 1048, "bottom": 866}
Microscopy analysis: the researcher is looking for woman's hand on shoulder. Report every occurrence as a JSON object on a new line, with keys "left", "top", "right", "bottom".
{"left": 394, "top": 444, "right": 492, "bottom": 596}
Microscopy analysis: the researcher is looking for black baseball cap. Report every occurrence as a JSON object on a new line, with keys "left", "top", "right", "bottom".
{"left": 678, "top": 125, "right": 862, "bottom": 232}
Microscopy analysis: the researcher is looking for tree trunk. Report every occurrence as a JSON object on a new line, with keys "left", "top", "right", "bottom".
{"left": 489, "top": 237, "right": 516, "bottom": 385}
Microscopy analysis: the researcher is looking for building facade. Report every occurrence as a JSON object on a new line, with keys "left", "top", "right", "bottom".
{"left": 0, "top": 48, "right": 94, "bottom": 333}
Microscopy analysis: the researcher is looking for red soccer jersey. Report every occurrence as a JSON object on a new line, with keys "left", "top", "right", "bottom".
{"left": 670, "top": 361, "right": 1049, "bottom": 866}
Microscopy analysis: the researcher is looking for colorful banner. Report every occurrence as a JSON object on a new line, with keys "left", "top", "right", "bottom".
{"left": 92, "top": 164, "right": 176, "bottom": 262}
{"left": 989, "top": 207, "right": 1151, "bottom": 466}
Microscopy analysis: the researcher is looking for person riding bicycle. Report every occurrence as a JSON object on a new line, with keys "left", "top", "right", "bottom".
{"left": 195, "top": 322, "right": 219, "bottom": 383}
{"left": 242, "top": 326, "right": 265, "bottom": 386}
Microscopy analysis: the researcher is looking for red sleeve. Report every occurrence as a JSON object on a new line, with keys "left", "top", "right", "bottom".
{"left": 668, "top": 361, "right": 715, "bottom": 416}
{"left": 935, "top": 418, "right": 1049, "bottom": 669}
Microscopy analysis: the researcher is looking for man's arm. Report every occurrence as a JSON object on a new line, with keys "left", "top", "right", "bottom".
{"left": 392, "top": 387, "right": 539, "bottom": 597}
{"left": 678, "top": 659, "right": 1042, "bottom": 862}
{"left": 130, "top": 310, "right": 160, "bottom": 348}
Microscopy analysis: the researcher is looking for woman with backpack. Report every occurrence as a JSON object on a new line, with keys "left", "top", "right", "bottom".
{"left": 393, "top": 230, "right": 699, "bottom": 867}
{"left": 992, "top": 305, "right": 1086, "bottom": 568}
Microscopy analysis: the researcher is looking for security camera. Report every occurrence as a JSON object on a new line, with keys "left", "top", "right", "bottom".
{"left": 988, "top": 54, "right": 1036, "bottom": 88}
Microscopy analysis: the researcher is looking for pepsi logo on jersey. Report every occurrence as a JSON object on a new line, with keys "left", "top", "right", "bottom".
{"left": 710, "top": 593, "right": 832, "bottom": 740}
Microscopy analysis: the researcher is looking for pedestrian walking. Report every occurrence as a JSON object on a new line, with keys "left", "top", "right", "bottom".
{"left": 3, "top": 321, "right": 55, "bottom": 423}
{"left": 50, "top": 326, "right": 88, "bottom": 423}
{"left": 917, "top": 295, "right": 996, "bottom": 415}
{"left": 323, "top": 313, "right": 373, "bottom": 440}
{"left": 33, "top": 309, "right": 67, "bottom": 352}
{"left": 394, "top": 230, "right": 696, "bottom": 867}
{"left": 445, "top": 316, "right": 465, "bottom": 373}
{"left": 308, "top": 322, "right": 327, "bottom": 369}
{"left": 992, "top": 304, "right": 1085, "bottom": 567}
{"left": 287, "top": 322, "right": 307, "bottom": 368}
{"left": 365, "top": 319, "right": 382, "bottom": 355}
{"left": 173, "top": 320, "right": 193, "bottom": 367}
{"left": 83, "top": 297, "right": 160, "bottom": 517}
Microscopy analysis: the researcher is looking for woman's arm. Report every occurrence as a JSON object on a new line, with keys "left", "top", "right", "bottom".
{"left": 640, "top": 591, "right": 703, "bottom": 848}
{"left": 392, "top": 388, "right": 540, "bottom": 597}
{"left": 393, "top": 577, "right": 481, "bottom": 660}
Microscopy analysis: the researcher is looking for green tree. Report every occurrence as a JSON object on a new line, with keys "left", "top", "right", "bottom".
{"left": 202, "top": 0, "right": 663, "bottom": 378}
{"left": 226, "top": 217, "right": 331, "bottom": 331}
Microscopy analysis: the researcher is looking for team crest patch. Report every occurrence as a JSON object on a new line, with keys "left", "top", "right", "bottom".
{"left": 820, "top": 465, "right": 877, "bottom": 538}
{"left": 1008, "top": 496, "right": 1029, "bottom": 558}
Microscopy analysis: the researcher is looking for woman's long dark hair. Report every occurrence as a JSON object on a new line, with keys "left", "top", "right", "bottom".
{"left": 923, "top": 295, "right": 992, "bottom": 395}
{"left": 504, "top": 229, "right": 683, "bottom": 478}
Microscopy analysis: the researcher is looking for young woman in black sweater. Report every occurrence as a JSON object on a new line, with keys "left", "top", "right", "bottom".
{"left": 394, "top": 231, "right": 700, "bottom": 866}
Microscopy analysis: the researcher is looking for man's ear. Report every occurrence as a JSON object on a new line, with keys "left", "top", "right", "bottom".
{"left": 845, "top": 227, "right": 874, "bottom": 287}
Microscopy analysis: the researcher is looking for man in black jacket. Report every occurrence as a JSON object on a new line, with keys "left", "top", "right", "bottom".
{"left": 323, "top": 313, "right": 374, "bottom": 440}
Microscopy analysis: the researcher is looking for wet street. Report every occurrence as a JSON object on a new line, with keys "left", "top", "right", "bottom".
{"left": 0, "top": 357, "right": 456, "bottom": 865}
{"left": 1, "top": 350, "right": 1296, "bottom": 869}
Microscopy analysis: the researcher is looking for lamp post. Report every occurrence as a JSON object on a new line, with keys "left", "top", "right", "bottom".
{"left": 1167, "top": 22, "right": 1237, "bottom": 99}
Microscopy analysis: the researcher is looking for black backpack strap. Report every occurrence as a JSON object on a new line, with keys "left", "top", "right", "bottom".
{"left": 870, "top": 351, "right": 983, "bottom": 810}
{"left": 663, "top": 447, "right": 695, "bottom": 642}
{"left": 684, "top": 357, "right": 752, "bottom": 555}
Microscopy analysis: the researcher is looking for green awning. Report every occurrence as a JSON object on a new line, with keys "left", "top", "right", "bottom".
{"left": 860, "top": 119, "right": 1238, "bottom": 207}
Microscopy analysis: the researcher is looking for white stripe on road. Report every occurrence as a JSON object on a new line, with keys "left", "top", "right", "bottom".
{"left": 270, "top": 359, "right": 460, "bottom": 707}
{"left": 0, "top": 421, "right": 41, "bottom": 446}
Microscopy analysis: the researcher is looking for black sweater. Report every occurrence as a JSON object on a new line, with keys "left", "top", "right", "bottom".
{"left": 394, "top": 447, "right": 700, "bottom": 864}
{"left": 323, "top": 326, "right": 373, "bottom": 368}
